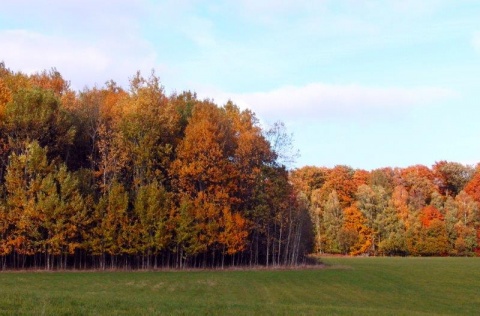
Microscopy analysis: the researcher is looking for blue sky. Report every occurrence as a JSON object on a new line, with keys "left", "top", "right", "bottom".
{"left": 1, "top": 0, "right": 479, "bottom": 170}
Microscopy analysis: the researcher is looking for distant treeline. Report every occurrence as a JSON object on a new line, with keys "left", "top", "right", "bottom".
{"left": 291, "top": 163, "right": 480, "bottom": 256}
{"left": 0, "top": 63, "right": 313, "bottom": 270}
{"left": 1, "top": 63, "right": 478, "bottom": 271}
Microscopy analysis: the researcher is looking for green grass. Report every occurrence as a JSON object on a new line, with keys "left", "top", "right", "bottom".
{"left": 0, "top": 257, "right": 479, "bottom": 315}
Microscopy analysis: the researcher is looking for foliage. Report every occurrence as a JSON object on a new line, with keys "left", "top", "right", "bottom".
{"left": 294, "top": 162, "right": 480, "bottom": 256}
{"left": 1, "top": 62, "right": 479, "bottom": 268}
{"left": 0, "top": 64, "right": 311, "bottom": 269}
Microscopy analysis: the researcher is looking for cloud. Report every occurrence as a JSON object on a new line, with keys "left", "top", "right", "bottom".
{"left": 0, "top": 30, "right": 109, "bottom": 72}
{"left": 202, "top": 83, "right": 457, "bottom": 122}
{"left": 0, "top": 29, "right": 158, "bottom": 90}
{"left": 0, "top": 0, "right": 161, "bottom": 89}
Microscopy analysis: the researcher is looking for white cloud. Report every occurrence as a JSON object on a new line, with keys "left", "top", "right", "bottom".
{"left": 0, "top": 30, "right": 109, "bottom": 72}
{"left": 201, "top": 83, "right": 457, "bottom": 122}
{"left": 0, "top": 0, "right": 160, "bottom": 89}
{"left": 0, "top": 29, "right": 158, "bottom": 90}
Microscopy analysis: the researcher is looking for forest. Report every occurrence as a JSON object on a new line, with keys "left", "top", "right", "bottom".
{"left": 291, "top": 163, "right": 480, "bottom": 256}
{"left": 0, "top": 62, "right": 479, "bottom": 270}
{"left": 0, "top": 63, "right": 312, "bottom": 269}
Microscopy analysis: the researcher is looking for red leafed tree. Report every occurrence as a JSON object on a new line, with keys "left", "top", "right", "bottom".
{"left": 420, "top": 205, "right": 444, "bottom": 228}
{"left": 320, "top": 165, "right": 357, "bottom": 208}
{"left": 465, "top": 171, "right": 480, "bottom": 204}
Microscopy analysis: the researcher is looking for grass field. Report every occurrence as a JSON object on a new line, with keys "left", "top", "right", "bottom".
{"left": 0, "top": 257, "right": 479, "bottom": 315}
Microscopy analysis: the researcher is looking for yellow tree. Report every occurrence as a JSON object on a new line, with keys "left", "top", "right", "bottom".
{"left": 4, "top": 142, "right": 53, "bottom": 264}
{"left": 446, "top": 191, "right": 479, "bottom": 255}
{"left": 73, "top": 84, "right": 127, "bottom": 193}
{"left": 2, "top": 141, "right": 87, "bottom": 269}
{"left": 225, "top": 102, "right": 273, "bottom": 211}
{"left": 318, "top": 165, "right": 357, "bottom": 208}
{"left": 3, "top": 86, "right": 75, "bottom": 170}
{"left": 36, "top": 164, "right": 87, "bottom": 269}
{"left": 120, "top": 72, "right": 180, "bottom": 193}
{"left": 356, "top": 184, "right": 389, "bottom": 254}
{"left": 340, "top": 205, "right": 372, "bottom": 255}
{"left": 392, "top": 185, "right": 411, "bottom": 228}
{"left": 322, "top": 190, "right": 343, "bottom": 253}
{"left": 90, "top": 181, "right": 131, "bottom": 269}
{"left": 134, "top": 181, "right": 173, "bottom": 268}
{"left": 171, "top": 102, "right": 248, "bottom": 264}
{"left": 400, "top": 165, "right": 438, "bottom": 212}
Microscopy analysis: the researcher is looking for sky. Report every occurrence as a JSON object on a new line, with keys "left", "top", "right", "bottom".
{"left": 1, "top": 0, "right": 480, "bottom": 170}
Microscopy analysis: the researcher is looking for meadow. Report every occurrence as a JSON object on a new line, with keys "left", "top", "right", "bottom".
{"left": 0, "top": 257, "right": 479, "bottom": 315}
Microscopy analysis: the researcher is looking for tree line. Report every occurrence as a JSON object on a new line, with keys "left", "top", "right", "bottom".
{"left": 0, "top": 63, "right": 313, "bottom": 270}
{"left": 291, "top": 163, "right": 480, "bottom": 256}
{"left": 2, "top": 62, "right": 478, "bottom": 270}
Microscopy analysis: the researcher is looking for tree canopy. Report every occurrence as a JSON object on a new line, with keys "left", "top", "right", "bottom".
{"left": 0, "top": 63, "right": 311, "bottom": 269}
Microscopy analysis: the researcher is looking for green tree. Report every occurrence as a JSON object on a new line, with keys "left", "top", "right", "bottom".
{"left": 356, "top": 184, "right": 389, "bottom": 254}
{"left": 376, "top": 203, "right": 407, "bottom": 255}
{"left": 36, "top": 164, "right": 87, "bottom": 269}
{"left": 4, "top": 87, "right": 75, "bottom": 161}
{"left": 322, "top": 190, "right": 343, "bottom": 253}
{"left": 433, "top": 161, "right": 474, "bottom": 196}
{"left": 90, "top": 181, "right": 130, "bottom": 269}
{"left": 120, "top": 72, "right": 179, "bottom": 192}
{"left": 134, "top": 181, "right": 173, "bottom": 267}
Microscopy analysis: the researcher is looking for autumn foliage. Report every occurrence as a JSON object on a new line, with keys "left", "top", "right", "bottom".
{"left": 1, "top": 62, "right": 479, "bottom": 270}
{"left": 291, "top": 161, "right": 480, "bottom": 256}
{"left": 0, "top": 63, "right": 312, "bottom": 269}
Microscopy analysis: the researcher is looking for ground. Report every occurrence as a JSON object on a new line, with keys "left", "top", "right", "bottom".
{"left": 0, "top": 257, "right": 478, "bottom": 315}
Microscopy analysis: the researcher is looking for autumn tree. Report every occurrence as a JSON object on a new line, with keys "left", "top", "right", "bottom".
{"left": 89, "top": 181, "right": 132, "bottom": 269}
{"left": 3, "top": 142, "right": 54, "bottom": 265}
{"left": 407, "top": 205, "right": 449, "bottom": 256}
{"left": 2, "top": 142, "right": 86, "bottom": 269}
{"left": 465, "top": 171, "right": 480, "bottom": 205}
{"left": 356, "top": 184, "right": 389, "bottom": 254}
{"left": 290, "top": 166, "right": 329, "bottom": 201}
{"left": 320, "top": 165, "right": 357, "bottom": 208}
{"left": 400, "top": 165, "right": 438, "bottom": 211}
{"left": 322, "top": 190, "right": 343, "bottom": 253}
{"left": 29, "top": 68, "right": 70, "bottom": 98}
{"left": 3, "top": 87, "right": 75, "bottom": 163}
{"left": 119, "top": 72, "right": 179, "bottom": 193}
{"left": 134, "top": 181, "right": 173, "bottom": 268}
{"left": 368, "top": 168, "right": 395, "bottom": 193}
{"left": 171, "top": 101, "right": 247, "bottom": 265}
{"left": 433, "top": 161, "right": 474, "bottom": 196}
{"left": 444, "top": 192, "right": 478, "bottom": 255}
{"left": 340, "top": 205, "right": 372, "bottom": 255}
{"left": 376, "top": 203, "right": 407, "bottom": 255}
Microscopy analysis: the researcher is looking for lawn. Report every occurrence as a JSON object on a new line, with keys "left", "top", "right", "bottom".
{"left": 0, "top": 257, "right": 479, "bottom": 315}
